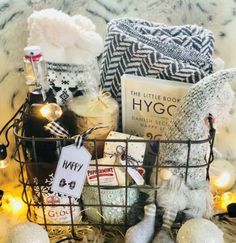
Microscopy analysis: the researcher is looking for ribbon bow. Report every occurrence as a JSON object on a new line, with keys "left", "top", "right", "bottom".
{"left": 88, "top": 88, "right": 112, "bottom": 111}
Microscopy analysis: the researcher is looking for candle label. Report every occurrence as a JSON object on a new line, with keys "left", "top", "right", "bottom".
{"left": 87, "top": 166, "right": 119, "bottom": 186}
{"left": 51, "top": 144, "right": 91, "bottom": 198}
{"left": 32, "top": 173, "right": 81, "bottom": 225}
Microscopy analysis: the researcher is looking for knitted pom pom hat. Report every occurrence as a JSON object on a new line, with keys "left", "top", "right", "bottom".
{"left": 152, "top": 69, "right": 236, "bottom": 185}
{"left": 151, "top": 69, "right": 236, "bottom": 242}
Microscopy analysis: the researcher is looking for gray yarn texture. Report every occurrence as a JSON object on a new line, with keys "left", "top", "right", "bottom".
{"left": 155, "top": 69, "right": 236, "bottom": 185}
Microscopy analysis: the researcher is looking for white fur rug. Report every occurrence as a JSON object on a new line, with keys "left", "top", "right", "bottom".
{"left": 0, "top": 0, "right": 236, "bottom": 242}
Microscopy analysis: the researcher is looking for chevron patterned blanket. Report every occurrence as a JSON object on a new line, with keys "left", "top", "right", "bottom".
{"left": 100, "top": 18, "right": 215, "bottom": 108}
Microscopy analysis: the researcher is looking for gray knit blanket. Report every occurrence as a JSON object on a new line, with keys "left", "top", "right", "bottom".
{"left": 100, "top": 18, "right": 215, "bottom": 107}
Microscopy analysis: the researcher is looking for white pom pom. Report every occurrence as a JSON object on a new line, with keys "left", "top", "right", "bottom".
{"left": 6, "top": 222, "right": 49, "bottom": 243}
{"left": 177, "top": 218, "right": 224, "bottom": 243}
{"left": 76, "top": 29, "right": 104, "bottom": 57}
{"left": 27, "top": 8, "right": 79, "bottom": 48}
{"left": 27, "top": 8, "right": 103, "bottom": 61}
{"left": 72, "top": 15, "right": 96, "bottom": 31}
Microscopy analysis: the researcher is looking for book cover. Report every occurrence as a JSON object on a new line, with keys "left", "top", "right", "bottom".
{"left": 121, "top": 74, "right": 192, "bottom": 139}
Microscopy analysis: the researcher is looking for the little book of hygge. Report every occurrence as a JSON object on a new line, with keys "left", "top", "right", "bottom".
{"left": 121, "top": 74, "right": 192, "bottom": 140}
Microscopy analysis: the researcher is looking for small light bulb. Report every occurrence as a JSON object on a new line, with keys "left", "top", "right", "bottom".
{"left": 210, "top": 159, "right": 236, "bottom": 192}
{"left": 0, "top": 158, "right": 9, "bottom": 169}
{"left": 3, "top": 194, "right": 25, "bottom": 214}
{"left": 10, "top": 197, "right": 24, "bottom": 212}
{"left": 40, "top": 103, "right": 62, "bottom": 121}
{"left": 0, "top": 144, "right": 9, "bottom": 169}
{"left": 215, "top": 172, "right": 231, "bottom": 188}
{"left": 219, "top": 192, "right": 236, "bottom": 212}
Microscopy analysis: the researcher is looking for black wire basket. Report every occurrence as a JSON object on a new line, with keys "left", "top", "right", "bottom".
{"left": 13, "top": 115, "right": 215, "bottom": 242}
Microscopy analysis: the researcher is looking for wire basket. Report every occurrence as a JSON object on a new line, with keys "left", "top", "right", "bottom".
{"left": 13, "top": 116, "right": 215, "bottom": 242}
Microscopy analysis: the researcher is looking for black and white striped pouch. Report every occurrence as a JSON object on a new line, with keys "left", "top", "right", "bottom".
{"left": 100, "top": 18, "right": 215, "bottom": 124}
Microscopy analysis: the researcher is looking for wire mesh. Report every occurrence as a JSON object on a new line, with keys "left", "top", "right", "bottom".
{"left": 13, "top": 117, "right": 215, "bottom": 241}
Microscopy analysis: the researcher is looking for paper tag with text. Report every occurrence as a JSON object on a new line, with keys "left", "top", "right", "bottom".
{"left": 119, "top": 159, "right": 145, "bottom": 186}
{"left": 51, "top": 144, "right": 91, "bottom": 198}
{"left": 87, "top": 166, "right": 119, "bottom": 186}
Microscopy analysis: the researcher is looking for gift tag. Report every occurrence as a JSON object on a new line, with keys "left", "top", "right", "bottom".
{"left": 51, "top": 144, "right": 91, "bottom": 198}
{"left": 119, "top": 159, "right": 145, "bottom": 186}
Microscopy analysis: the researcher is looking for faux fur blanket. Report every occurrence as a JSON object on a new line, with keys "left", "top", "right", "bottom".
{"left": 0, "top": 1, "right": 236, "bottom": 242}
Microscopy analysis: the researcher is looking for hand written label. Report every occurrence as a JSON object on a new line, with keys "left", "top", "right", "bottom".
{"left": 62, "top": 160, "right": 83, "bottom": 172}
{"left": 51, "top": 145, "right": 91, "bottom": 198}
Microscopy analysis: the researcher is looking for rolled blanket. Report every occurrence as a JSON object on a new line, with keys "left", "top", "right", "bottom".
{"left": 100, "top": 18, "right": 215, "bottom": 109}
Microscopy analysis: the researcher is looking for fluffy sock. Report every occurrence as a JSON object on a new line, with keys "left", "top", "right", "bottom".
{"left": 125, "top": 203, "right": 156, "bottom": 243}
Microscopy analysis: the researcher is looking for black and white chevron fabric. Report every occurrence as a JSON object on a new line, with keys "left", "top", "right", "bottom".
{"left": 100, "top": 18, "right": 215, "bottom": 113}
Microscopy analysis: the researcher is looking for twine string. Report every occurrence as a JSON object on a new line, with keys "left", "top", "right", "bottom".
{"left": 88, "top": 89, "right": 112, "bottom": 111}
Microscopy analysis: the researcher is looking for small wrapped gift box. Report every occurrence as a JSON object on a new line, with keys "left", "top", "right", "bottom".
{"left": 104, "top": 131, "right": 146, "bottom": 164}
{"left": 102, "top": 131, "right": 147, "bottom": 186}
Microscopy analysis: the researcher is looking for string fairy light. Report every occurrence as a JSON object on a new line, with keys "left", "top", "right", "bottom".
{"left": 210, "top": 159, "right": 236, "bottom": 192}
{"left": 1, "top": 192, "right": 26, "bottom": 216}
{"left": 40, "top": 103, "right": 62, "bottom": 122}
{"left": 0, "top": 100, "right": 27, "bottom": 168}
{"left": 214, "top": 191, "right": 236, "bottom": 212}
